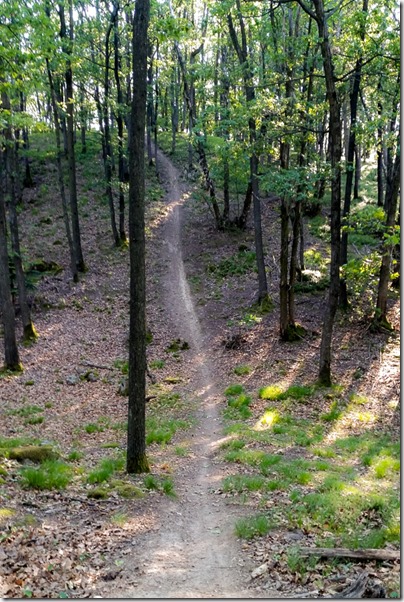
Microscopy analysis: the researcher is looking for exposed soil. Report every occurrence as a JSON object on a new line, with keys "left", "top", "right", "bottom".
{"left": 0, "top": 147, "right": 400, "bottom": 599}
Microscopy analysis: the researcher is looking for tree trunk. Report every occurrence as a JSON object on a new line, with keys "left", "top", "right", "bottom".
{"left": 0, "top": 156, "right": 21, "bottom": 371}
{"left": 20, "top": 94, "right": 34, "bottom": 188}
{"left": 313, "top": 0, "right": 342, "bottom": 387}
{"left": 170, "top": 65, "right": 179, "bottom": 155}
{"left": 46, "top": 58, "right": 78, "bottom": 283}
{"left": 146, "top": 42, "right": 154, "bottom": 166}
{"left": 339, "top": 0, "right": 367, "bottom": 310}
{"left": 59, "top": 0, "right": 85, "bottom": 272}
{"left": 373, "top": 140, "right": 400, "bottom": 329}
{"left": 1, "top": 91, "right": 37, "bottom": 342}
{"left": 103, "top": 4, "right": 120, "bottom": 247}
{"left": 279, "top": 196, "right": 290, "bottom": 339}
{"left": 354, "top": 144, "right": 361, "bottom": 199}
{"left": 113, "top": 10, "right": 127, "bottom": 243}
{"left": 227, "top": 2, "right": 268, "bottom": 301}
{"left": 127, "top": 0, "right": 151, "bottom": 475}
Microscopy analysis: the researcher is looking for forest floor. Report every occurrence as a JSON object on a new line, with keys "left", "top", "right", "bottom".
{"left": 0, "top": 139, "right": 400, "bottom": 599}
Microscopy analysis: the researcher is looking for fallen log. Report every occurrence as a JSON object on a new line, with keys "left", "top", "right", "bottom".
{"left": 333, "top": 572, "right": 386, "bottom": 599}
{"left": 299, "top": 547, "right": 400, "bottom": 562}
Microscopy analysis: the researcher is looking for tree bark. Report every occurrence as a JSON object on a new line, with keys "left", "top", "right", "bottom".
{"left": 313, "top": 0, "right": 342, "bottom": 387}
{"left": 103, "top": 3, "right": 120, "bottom": 247}
{"left": 59, "top": 0, "right": 85, "bottom": 272}
{"left": 227, "top": 1, "right": 268, "bottom": 302}
{"left": 0, "top": 155, "right": 21, "bottom": 371}
{"left": 1, "top": 91, "right": 37, "bottom": 342}
{"left": 127, "top": 0, "right": 151, "bottom": 474}
{"left": 373, "top": 140, "right": 400, "bottom": 329}
{"left": 299, "top": 547, "right": 400, "bottom": 561}
{"left": 339, "top": 0, "right": 368, "bottom": 310}
{"left": 46, "top": 57, "right": 78, "bottom": 283}
{"left": 113, "top": 8, "right": 127, "bottom": 243}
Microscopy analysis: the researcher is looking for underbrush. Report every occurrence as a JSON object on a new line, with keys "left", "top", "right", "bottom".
{"left": 220, "top": 381, "right": 400, "bottom": 554}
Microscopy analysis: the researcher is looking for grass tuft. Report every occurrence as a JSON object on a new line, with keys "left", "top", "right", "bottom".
{"left": 20, "top": 460, "right": 72, "bottom": 490}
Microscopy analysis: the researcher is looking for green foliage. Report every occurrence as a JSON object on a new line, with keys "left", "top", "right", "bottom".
{"left": 150, "top": 359, "right": 165, "bottom": 369}
{"left": 225, "top": 384, "right": 244, "bottom": 396}
{"left": 161, "top": 478, "right": 176, "bottom": 497}
{"left": 223, "top": 474, "right": 266, "bottom": 493}
{"left": 235, "top": 514, "right": 273, "bottom": 539}
{"left": 84, "top": 423, "right": 103, "bottom": 434}
{"left": 341, "top": 251, "right": 380, "bottom": 308}
{"left": 321, "top": 400, "right": 343, "bottom": 422}
{"left": 233, "top": 364, "right": 251, "bottom": 376}
{"left": 166, "top": 339, "right": 190, "bottom": 352}
{"left": 208, "top": 250, "right": 257, "bottom": 278}
{"left": 146, "top": 417, "right": 188, "bottom": 445}
{"left": 258, "top": 383, "right": 314, "bottom": 401}
{"left": 143, "top": 474, "right": 159, "bottom": 490}
{"left": 227, "top": 394, "right": 251, "bottom": 409}
{"left": 7, "top": 404, "right": 43, "bottom": 418}
{"left": 308, "top": 215, "right": 330, "bottom": 242}
{"left": 20, "top": 460, "right": 72, "bottom": 490}
{"left": 87, "top": 457, "right": 124, "bottom": 484}
{"left": 114, "top": 359, "right": 128, "bottom": 374}
{"left": 258, "top": 385, "right": 283, "bottom": 400}
{"left": 67, "top": 450, "right": 84, "bottom": 462}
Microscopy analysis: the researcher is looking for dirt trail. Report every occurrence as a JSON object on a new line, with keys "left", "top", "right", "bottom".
{"left": 108, "top": 153, "right": 276, "bottom": 598}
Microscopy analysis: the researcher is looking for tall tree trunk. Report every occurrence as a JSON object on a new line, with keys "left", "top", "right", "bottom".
{"left": 170, "top": 64, "right": 179, "bottom": 155}
{"left": 311, "top": 0, "right": 342, "bottom": 386}
{"left": 219, "top": 44, "right": 230, "bottom": 224}
{"left": 373, "top": 139, "right": 400, "bottom": 329}
{"left": 227, "top": 1, "right": 268, "bottom": 302}
{"left": 102, "top": 4, "right": 120, "bottom": 247}
{"left": 113, "top": 9, "right": 127, "bottom": 243}
{"left": 20, "top": 94, "right": 34, "bottom": 189}
{"left": 0, "top": 155, "right": 22, "bottom": 371}
{"left": 174, "top": 33, "right": 222, "bottom": 229}
{"left": 46, "top": 58, "right": 78, "bottom": 283}
{"left": 339, "top": 0, "right": 368, "bottom": 310}
{"left": 59, "top": 0, "right": 85, "bottom": 272}
{"left": 377, "top": 82, "right": 384, "bottom": 207}
{"left": 1, "top": 91, "right": 37, "bottom": 342}
{"left": 146, "top": 42, "right": 154, "bottom": 166}
{"left": 127, "top": 0, "right": 151, "bottom": 475}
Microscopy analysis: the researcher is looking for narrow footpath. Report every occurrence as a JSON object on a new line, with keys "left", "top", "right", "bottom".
{"left": 108, "top": 152, "right": 277, "bottom": 598}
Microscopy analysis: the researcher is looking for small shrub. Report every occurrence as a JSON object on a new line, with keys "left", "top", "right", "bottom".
{"left": 224, "top": 384, "right": 244, "bottom": 396}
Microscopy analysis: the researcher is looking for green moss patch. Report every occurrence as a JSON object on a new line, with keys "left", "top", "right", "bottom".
{"left": 9, "top": 446, "right": 59, "bottom": 463}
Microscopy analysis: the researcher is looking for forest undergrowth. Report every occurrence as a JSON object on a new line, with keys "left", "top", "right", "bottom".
{"left": 0, "top": 132, "right": 400, "bottom": 598}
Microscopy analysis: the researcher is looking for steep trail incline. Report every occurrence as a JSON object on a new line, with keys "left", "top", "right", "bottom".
{"left": 108, "top": 152, "right": 276, "bottom": 598}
